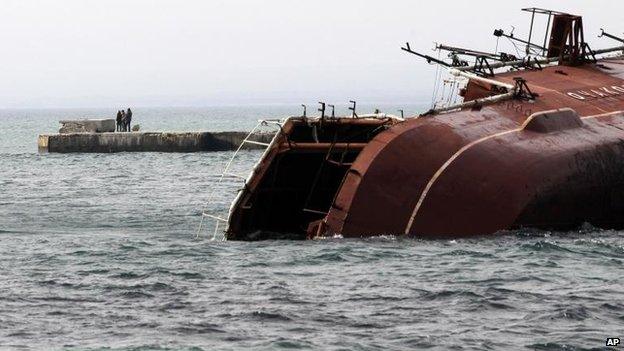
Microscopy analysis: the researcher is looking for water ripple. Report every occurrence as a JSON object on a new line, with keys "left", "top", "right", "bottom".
{"left": 1, "top": 107, "right": 623, "bottom": 350}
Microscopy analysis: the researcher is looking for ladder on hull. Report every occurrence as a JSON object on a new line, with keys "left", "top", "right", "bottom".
{"left": 197, "top": 119, "right": 286, "bottom": 241}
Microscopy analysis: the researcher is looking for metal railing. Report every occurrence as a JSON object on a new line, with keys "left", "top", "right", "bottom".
{"left": 196, "top": 119, "right": 287, "bottom": 241}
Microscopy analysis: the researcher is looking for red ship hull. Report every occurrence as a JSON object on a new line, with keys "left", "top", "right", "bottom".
{"left": 224, "top": 58, "right": 624, "bottom": 240}
{"left": 325, "top": 60, "right": 624, "bottom": 238}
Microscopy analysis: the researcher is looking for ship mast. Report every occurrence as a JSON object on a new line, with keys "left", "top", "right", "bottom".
{"left": 401, "top": 8, "right": 624, "bottom": 115}
{"left": 404, "top": 8, "right": 624, "bottom": 75}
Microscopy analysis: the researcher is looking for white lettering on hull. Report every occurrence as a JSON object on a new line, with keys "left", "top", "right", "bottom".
{"left": 567, "top": 92, "right": 586, "bottom": 100}
{"left": 567, "top": 84, "right": 624, "bottom": 101}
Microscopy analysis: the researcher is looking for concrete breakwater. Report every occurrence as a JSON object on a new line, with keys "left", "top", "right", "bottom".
{"left": 38, "top": 131, "right": 273, "bottom": 153}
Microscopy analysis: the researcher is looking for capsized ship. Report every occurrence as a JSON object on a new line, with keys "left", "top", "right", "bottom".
{"left": 201, "top": 8, "right": 624, "bottom": 240}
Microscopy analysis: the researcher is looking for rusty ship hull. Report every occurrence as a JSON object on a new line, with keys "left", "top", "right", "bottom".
{"left": 218, "top": 11, "right": 624, "bottom": 240}
{"left": 325, "top": 61, "right": 624, "bottom": 239}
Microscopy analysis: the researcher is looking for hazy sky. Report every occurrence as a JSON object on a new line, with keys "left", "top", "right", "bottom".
{"left": 1, "top": 0, "right": 621, "bottom": 108}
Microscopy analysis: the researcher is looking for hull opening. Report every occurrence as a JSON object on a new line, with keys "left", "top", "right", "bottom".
{"left": 226, "top": 117, "right": 400, "bottom": 240}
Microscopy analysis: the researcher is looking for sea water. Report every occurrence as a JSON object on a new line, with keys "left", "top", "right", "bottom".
{"left": 1, "top": 105, "right": 623, "bottom": 350}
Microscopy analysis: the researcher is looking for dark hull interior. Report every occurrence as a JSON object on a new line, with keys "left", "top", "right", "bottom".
{"left": 227, "top": 119, "right": 394, "bottom": 240}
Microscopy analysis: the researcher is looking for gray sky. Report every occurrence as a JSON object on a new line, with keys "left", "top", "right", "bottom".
{"left": 0, "top": 0, "right": 621, "bottom": 108}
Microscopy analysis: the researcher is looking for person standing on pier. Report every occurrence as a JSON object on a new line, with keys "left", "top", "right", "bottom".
{"left": 116, "top": 110, "right": 122, "bottom": 132}
{"left": 126, "top": 108, "right": 133, "bottom": 132}
{"left": 120, "top": 110, "right": 126, "bottom": 131}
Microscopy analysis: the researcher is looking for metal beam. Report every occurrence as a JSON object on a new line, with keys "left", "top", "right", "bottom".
{"left": 454, "top": 45, "right": 624, "bottom": 72}
{"left": 599, "top": 29, "right": 624, "bottom": 44}
{"left": 401, "top": 42, "right": 450, "bottom": 67}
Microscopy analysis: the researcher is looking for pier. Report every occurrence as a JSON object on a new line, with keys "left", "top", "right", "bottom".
{"left": 38, "top": 131, "right": 272, "bottom": 153}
